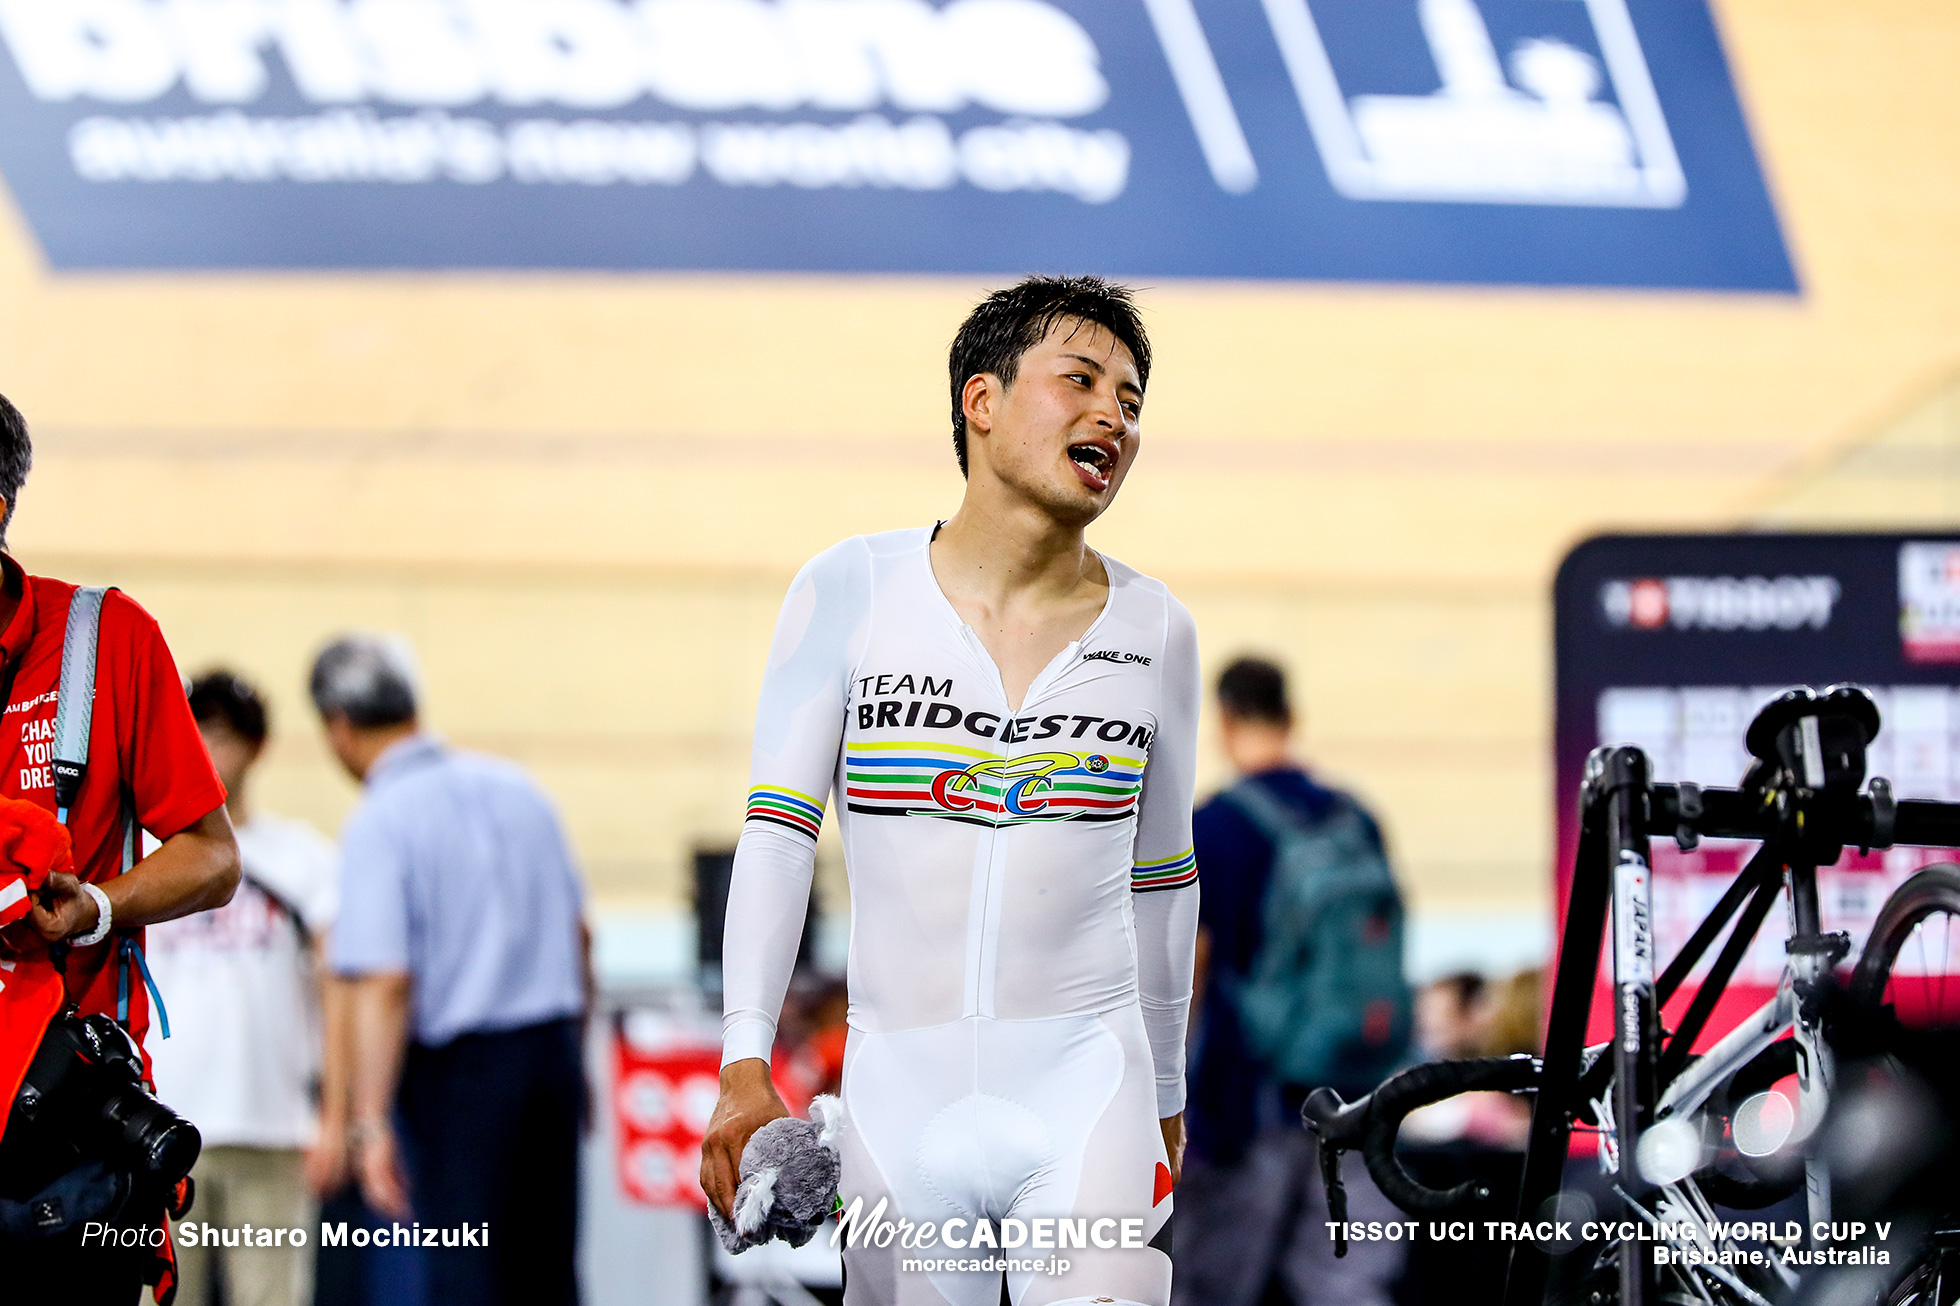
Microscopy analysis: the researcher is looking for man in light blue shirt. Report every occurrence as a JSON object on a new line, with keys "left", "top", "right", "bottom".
{"left": 318, "top": 634, "right": 588, "bottom": 1306}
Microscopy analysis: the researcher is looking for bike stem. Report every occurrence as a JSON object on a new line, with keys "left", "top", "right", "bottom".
{"left": 1783, "top": 856, "right": 1838, "bottom": 1241}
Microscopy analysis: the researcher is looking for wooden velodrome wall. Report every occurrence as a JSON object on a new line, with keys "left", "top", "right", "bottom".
{"left": 2, "top": 0, "right": 1958, "bottom": 929}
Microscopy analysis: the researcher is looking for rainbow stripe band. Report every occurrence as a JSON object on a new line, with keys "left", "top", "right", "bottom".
{"left": 746, "top": 785, "right": 824, "bottom": 840}
{"left": 844, "top": 741, "right": 1146, "bottom": 826}
{"left": 1132, "top": 848, "right": 1197, "bottom": 893}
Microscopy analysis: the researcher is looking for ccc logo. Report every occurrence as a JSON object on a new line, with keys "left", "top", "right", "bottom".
{"left": 929, "top": 752, "right": 1108, "bottom": 816}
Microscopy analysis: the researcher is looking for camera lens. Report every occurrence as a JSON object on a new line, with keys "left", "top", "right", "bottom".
{"left": 100, "top": 1087, "right": 202, "bottom": 1183}
{"left": 9, "top": 1014, "right": 206, "bottom": 1191}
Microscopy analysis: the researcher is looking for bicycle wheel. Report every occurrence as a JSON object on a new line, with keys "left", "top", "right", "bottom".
{"left": 1879, "top": 1244, "right": 1958, "bottom": 1306}
{"left": 1851, "top": 865, "right": 1960, "bottom": 1028}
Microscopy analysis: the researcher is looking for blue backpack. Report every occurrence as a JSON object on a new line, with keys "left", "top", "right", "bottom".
{"left": 1219, "top": 781, "right": 1413, "bottom": 1094}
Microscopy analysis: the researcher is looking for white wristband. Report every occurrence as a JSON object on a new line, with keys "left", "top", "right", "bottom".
{"left": 71, "top": 881, "right": 112, "bottom": 947}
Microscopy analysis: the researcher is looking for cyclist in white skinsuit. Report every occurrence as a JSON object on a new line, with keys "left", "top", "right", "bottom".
{"left": 725, "top": 526, "right": 1198, "bottom": 1304}
{"left": 704, "top": 277, "right": 1198, "bottom": 1306}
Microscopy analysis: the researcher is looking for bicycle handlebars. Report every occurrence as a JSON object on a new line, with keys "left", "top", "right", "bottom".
{"left": 1302, "top": 1054, "right": 1541, "bottom": 1222}
{"left": 1641, "top": 781, "right": 1960, "bottom": 847}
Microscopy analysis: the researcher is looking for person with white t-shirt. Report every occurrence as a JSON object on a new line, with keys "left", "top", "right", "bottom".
{"left": 147, "top": 670, "right": 344, "bottom": 1306}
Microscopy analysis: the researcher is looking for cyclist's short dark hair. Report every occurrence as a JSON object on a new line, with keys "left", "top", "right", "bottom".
{"left": 0, "top": 392, "right": 34, "bottom": 550}
{"left": 309, "top": 634, "right": 420, "bottom": 728}
{"left": 1217, "top": 656, "right": 1292, "bottom": 726}
{"left": 947, "top": 275, "right": 1151, "bottom": 477}
{"left": 188, "top": 669, "right": 270, "bottom": 747}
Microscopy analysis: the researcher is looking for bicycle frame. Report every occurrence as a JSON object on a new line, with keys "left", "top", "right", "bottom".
{"left": 1503, "top": 748, "right": 1960, "bottom": 1306}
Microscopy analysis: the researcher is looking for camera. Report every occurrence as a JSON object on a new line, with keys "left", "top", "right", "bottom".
{"left": 0, "top": 1011, "right": 201, "bottom": 1205}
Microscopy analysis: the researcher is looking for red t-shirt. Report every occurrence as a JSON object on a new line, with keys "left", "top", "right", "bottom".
{"left": 0, "top": 554, "right": 227, "bottom": 1048}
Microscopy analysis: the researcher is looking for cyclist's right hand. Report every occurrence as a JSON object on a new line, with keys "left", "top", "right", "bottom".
{"left": 700, "top": 1058, "right": 790, "bottom": 1220}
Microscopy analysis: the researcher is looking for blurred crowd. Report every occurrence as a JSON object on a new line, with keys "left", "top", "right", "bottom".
{"left": 144, "top": 638, "right": 590, "bottom": 1306}
{"left": 142, "top": 638, "right": 1544, "bottom": 1306}
{"left": 1406, "top": 968, "right": 1543, "bottom": 1149}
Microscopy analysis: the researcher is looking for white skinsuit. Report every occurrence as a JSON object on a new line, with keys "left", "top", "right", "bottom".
{"left": 723, "top": 527, "right": 1201, "bottom": 1306}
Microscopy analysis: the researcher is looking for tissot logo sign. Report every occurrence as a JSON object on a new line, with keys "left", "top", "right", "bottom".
{"left": 0, "top": 0, "right": 1795, "bottom": 283}
{"left": 1600, "top": 576, "right": 1841, "bottom": 633}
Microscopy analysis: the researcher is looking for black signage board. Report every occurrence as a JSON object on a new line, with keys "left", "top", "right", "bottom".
{"left": 1553, "top": 532, "right": 1960, "bottom": 1046}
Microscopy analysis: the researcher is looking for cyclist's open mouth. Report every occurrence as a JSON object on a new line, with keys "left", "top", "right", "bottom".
{"left": 1067, "top": 438, "right": 1115, "bottom": 491}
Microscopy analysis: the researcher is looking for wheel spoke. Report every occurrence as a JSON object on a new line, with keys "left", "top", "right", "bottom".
{"left": 1914, "top": 919, "right": 1929, "bottom": 1019}
{"left": 1941, "top": 912, "right": 1952, "bottom": 1023}
{"left": 1860, "top": 867, "right": 1960, "bottom": 1031}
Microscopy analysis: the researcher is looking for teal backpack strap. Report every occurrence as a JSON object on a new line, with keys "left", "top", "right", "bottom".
{"left": 49, "top": 587, "right": 170, "bottom": 1039}
{"left": 1221, "top": 778, "right": 1357, "bottom": 938}
{"left": 1220, "top": 777, "right": 1290, "bottom": 839}
{"left": 1220, "top": 776, "right": 1353, "bottom": 844}
{"left": 114, "top": 790, "right": 168, "bottom": 1039}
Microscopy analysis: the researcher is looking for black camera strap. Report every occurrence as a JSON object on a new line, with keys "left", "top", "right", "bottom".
{"left": 48, "top": 588, "right": 166, "bottom": 1039}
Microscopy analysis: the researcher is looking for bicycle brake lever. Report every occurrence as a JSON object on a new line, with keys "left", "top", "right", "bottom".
{"left": 1319, "top": 1138, "right": 1350, "bottom": 1258}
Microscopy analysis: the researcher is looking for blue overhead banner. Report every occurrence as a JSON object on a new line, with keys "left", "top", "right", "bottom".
{"left": 0, "top": 0, "right": 1796, "bottom": 287}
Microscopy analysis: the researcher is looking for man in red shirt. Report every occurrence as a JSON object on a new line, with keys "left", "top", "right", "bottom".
{"left": 0, "top": 393, "right": 241, "bottom": 1300}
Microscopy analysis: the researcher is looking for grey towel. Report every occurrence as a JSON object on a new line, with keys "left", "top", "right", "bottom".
{"left": 708, "top": 1094, "right": 844, "bottom": 1254}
